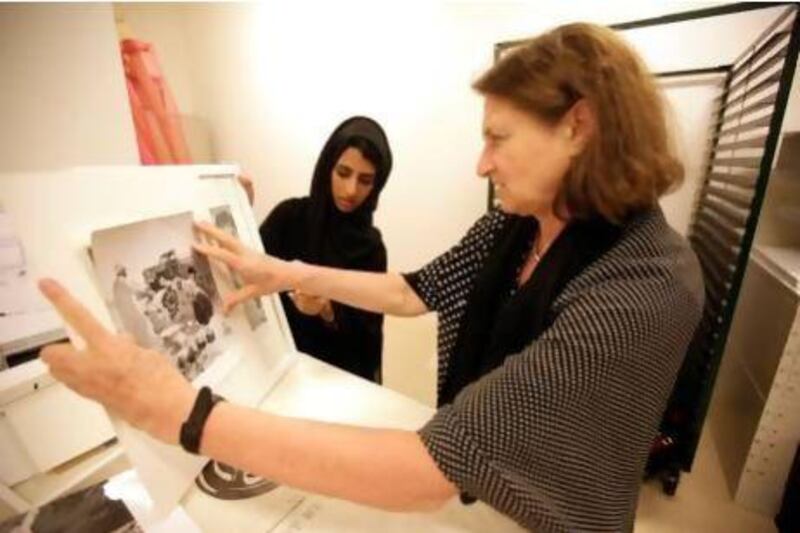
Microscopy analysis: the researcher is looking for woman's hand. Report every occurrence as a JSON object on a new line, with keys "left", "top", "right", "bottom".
{"left": 237, "top": 174, "right": 255, "bottom": 206}
{"left": 289, "top": 291, "right": 334, "bottom": 321}
{"left": 37, "top": 279, "right": 197, "bottom": 445}
{"left": 193, "top": 221, "right": 300, "bottom": 313}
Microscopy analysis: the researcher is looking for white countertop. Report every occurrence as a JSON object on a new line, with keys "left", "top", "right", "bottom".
{"left": 181, "top": 353, "right": 524, "bottom": 532}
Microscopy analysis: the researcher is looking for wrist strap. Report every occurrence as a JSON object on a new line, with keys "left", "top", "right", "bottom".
{"left": 180, "top": 386, "right": 225, "bottom": 455}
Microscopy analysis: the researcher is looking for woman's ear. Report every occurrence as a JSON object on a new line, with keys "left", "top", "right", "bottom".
{"left": 563, "top": 99, "right": 596, "bottom": 156}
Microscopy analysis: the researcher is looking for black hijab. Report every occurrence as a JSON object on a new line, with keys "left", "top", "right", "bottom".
{"left": 303, "top": 116, "right": 393, "bottom": 269}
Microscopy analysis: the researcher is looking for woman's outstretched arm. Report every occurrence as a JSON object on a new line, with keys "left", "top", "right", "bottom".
{"left": 193, "top": 221, "right": 427, "bottom": 317}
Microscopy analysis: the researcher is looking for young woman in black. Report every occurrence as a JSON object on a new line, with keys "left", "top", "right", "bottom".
{"left": 258, "top": 116, "right": 392, "bottom": 382}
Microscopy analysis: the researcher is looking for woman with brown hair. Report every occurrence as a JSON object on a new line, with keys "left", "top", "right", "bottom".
{"left": 39, "top": 23, "right": 703, "bottom": 532}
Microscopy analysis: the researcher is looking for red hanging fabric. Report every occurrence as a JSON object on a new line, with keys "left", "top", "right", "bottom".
{"left": 121, "top": 39, "right": 191, "bottom": 165}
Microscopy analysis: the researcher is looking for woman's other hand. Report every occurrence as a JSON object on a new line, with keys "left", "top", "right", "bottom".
{"left": 37, "top": 279, "right": 196, "bottom": 445}
{"left": 289, "top": 291, "right": 334, "bottom": 321}
{"left": 193, "top": 221, "right": 298, "bottom": 313}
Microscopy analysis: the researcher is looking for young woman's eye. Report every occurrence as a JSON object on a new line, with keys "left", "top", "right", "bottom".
{"left": 336, "top": 166, "right": 352, "bottom": 178}
{"left": 358, "top": 176, "right": 374, "bottom": 187}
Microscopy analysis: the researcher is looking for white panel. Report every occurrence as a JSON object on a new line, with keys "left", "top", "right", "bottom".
{"left": 711, "top": 343, "right": 767, "bottom": 495}
{"left": 4, "top": 382, "right": 115, "bottom": 474}
{"left": 659, "top": 80, "right": 721, "bottom": 235}
{"left": 736, "top": 268, "right": 800, "bottom": 514}
{"left": 0, "top": 413, "right": 36, "bottom": 486}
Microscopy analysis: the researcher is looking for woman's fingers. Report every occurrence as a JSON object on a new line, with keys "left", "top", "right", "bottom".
{"left": 288, "top": 291, "right": 308, "bottom": 313}
{"left": 40, "top": 342, "right": 79, "bottom": 371}
{"left": 289, "top": 291, "right": 324, "bottom": 316}
{"left": 296, "top": 292, "right": 323, "bottom": 307}
{"left": 193, "top": 221, "right": 244, "bottom": 253}
{"left": 40, "top": 342, "right": 95, "bottom": 395}
{"left": 193, "top": 242, "right": 241, "bottom": 270}
{"left": 194, "top": 241, "right": 270, "bottom": 312}
{"left": 223, "top": 285, "right": 262, "bottom": 313}
{"left": 38, "top": 279, "right": 113, "bottom": 352}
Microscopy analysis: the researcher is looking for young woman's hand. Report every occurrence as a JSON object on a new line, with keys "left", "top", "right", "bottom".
{"left": 289, "top": 291, "right": 325, "bottom": 316}
{"left": 237, "top": 173, "right": 255, "bottom": 206}
{"left": 193, "top": 221, "right": 299, "bottom": 313}
{"left": 37, "top": 279, "right": 197, "bottom": 445}
{"left": 289, "top": 291, "right": 334, "bottom": 321}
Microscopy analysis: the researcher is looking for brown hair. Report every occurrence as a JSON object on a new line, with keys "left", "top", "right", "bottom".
{"left": 474, "top": 23, "right": 683, "bottom": 223}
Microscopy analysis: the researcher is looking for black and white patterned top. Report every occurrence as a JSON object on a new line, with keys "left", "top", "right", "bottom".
{"left": 405, "top": 208, "right": 704, "bottom": 532}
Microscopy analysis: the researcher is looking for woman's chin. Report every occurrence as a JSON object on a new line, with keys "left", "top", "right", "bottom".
{"left": 334, "top": 201, "right": 357, "bottom": 213}
{"left": 495, "top": 195, "right": 549, "bottom": 218}
{"left": 495, "top": 197, "right": 521, "bottom": 215}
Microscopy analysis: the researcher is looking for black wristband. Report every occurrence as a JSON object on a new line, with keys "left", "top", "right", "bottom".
{"left": 180, "top": 386, "right": 225, "bottom": 455}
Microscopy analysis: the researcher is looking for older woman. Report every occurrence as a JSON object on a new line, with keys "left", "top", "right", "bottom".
{"left": 40, "top": 23, "right": 703, "bottom": 532}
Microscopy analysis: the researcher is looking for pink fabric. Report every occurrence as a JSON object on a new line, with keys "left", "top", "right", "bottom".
{"left": 121, "top": 39, "right": 191, "bottom": 165}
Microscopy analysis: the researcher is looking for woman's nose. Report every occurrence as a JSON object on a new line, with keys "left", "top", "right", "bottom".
{"left": 476, "top": 147, "right": 493, "bottom": 179}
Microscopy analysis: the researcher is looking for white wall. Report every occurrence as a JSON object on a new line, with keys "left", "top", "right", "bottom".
{"left": 176, "top": 2, "right": 497, "bottom": 268}
{"left": 119, "top": 1, "right": 734, "bottom": 267}
{"left": 112, "top": 0, "right": 778, "bottom": 253}
{"left": 112, "top": 1, "right": 556, "bottom": 402}
{"left": 0, "top": 3, "right": 137, "bottom": 171}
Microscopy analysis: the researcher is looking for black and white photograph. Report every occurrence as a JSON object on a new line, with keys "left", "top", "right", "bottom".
{"left": 210, "top": 205, "right": 268, "bottom": 331}
{"left": 0, "top": 481, "right": 143, "bottom": 533}
{"left": 91, "top": 212, "right": 231, "bottom": 381}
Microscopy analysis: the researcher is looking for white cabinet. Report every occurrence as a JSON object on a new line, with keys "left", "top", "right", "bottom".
{"left": 711, "top": 245, "right": 800, "bottom": 515}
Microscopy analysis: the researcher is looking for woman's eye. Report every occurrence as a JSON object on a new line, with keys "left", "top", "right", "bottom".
{"left": 336, "top": 167, "right": 352, "bottom": 178}
{"left": 358, "top": 177, "right": 374, "bottom": 187}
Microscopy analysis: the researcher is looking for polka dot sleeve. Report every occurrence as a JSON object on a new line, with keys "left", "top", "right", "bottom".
{"left": 401, "top": 209, "right": 508, "bottom": 313}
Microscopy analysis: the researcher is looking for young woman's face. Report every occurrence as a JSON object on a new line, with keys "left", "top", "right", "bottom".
{"left": 476, "top": 95, "right": 577, "bottom": 217}
{"left": 331, "top": 146, "right": 377, "bottom": 213}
